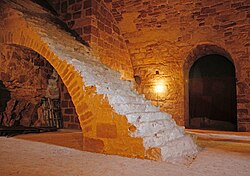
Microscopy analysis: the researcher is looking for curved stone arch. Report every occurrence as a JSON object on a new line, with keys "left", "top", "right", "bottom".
{"left": 0, "top": 30, "right": 85, "bottom": 117}
{"left": 1, "top": 42, "right": 84, "bottom": 127}
{"left": 0, "top": 6, "right": 149, "bottom": 158}
{"left": 0, "top": 2, "right": 198, "bottom": 162}
{"left": 1, "top": 34, "right": 80, "bottom": 121}
{"left": 0, "top": 15, "right": 140, "bottom": 156}
{"left": 183, "top": 43, "right": 237, "bottom": 127}
{"left": 184, "top": 43, "right": 236, "bottom": 72}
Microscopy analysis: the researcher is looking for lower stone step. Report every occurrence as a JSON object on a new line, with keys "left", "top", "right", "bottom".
{"left": 160, "top": 135, "right": 198, "bottom": 162}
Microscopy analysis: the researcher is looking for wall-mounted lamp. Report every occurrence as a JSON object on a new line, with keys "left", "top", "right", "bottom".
{"left": 153, "top": 80, "right": 166, "bottom": 106}
{"left": 154, "top": 83, "right": 165, "bottom": 94}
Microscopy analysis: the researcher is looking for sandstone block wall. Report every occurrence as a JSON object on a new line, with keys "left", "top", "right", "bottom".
{"left": 0, "top": 45, "right": 55, "bottom": 126}
{"left": 51, "top": 0, "right": 134, "bottom": 79}
{"left": 0, "top": 0, "right": 198, "bottom": 162}
{"left": 0, "top": 44, "right": 80, "bottom": 129}
{"left": 0, "top": 45, "right": 53, "bottom": 103}
{"left": 105, "top": 0, "right": 250, "bottom": 131}
{"left": 0, "top": 1, "right": 147, "bottom": 159}
{"left": 58, "top": 77, "right": 81, "bottom": 129}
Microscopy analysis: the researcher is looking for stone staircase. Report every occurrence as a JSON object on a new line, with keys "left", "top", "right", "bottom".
{"left": 80, "top": 60, "right": 198, "bottom": 161}
{"left": 5, "top": 0, "right": 198, "bottom": 162}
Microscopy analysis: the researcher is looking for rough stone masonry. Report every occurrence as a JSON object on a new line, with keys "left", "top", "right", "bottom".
{"left": 0, "top": 0, "right": 198, "bottom": 162}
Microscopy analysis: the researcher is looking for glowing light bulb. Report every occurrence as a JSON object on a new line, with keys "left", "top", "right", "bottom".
{"left": 154, "top": 81, "right": 166, "bottom": 93}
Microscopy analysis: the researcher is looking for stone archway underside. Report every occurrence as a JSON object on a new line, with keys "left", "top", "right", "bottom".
{"left": 0, "top": 0, "right": 197, "bottom": 162}
{"left": 184, "top": 44, "right": 234, "bottom": 72}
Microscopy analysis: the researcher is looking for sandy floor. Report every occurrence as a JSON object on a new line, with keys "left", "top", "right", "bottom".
{"left": 0, "top": 131, "right": 250, "bottom": 176}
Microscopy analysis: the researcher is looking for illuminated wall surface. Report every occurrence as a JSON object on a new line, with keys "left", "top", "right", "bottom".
{"left": 49, "top": 0, "right": 249, "bottom": 131}
{"left": 0, "top": 0, "right": 249, "bottom": 162}
{"left": 102, "top": 0, "right": 249, "bottom": 131}
{"left": 50, "top": 0, "right": 250, "bottom": 131}
{"left": 0, "top": 0, "right": 198, "bottom": 162}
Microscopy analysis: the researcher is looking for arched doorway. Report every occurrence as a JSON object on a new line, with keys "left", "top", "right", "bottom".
{"left": 189, "top": 54, "right": 237, "bottom": 131}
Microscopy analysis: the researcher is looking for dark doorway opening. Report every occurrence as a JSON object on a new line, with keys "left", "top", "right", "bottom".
{"left": 189, "top": 54, "right": 237, "bottom": 131}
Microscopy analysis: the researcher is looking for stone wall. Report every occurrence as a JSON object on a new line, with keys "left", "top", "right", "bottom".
{"left": 0, "top": 0, "right": 198, "bottom": 161}
{"left": 0, "top": 45, "right": 54, "bottom": 126}
{"left": 0, "top": 44, "right": 80, "bottom": 129}
{"left": 58, "top": 77, "right": 80, "bottom": 129}
{"left": 105, "top": 0, "right": 250, "bottom": 131}
{"left": 50, "top": 0, "right": 134, "bottom": 79}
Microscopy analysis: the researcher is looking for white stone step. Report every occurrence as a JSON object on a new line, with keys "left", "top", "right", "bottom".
{"left": 142, "top": 126, "right": 185, "bottom": 147}
{"left": 110, "top": 103, "right": 160, "bottom": 115}
{"left": 160, "top": 135, "right": 198, "bottom": 161}
{"left": 126, "top": 111, "right": 173, "bottom": 124}
{"left": 106, "top": 94, "right": 152, "bottom": 105}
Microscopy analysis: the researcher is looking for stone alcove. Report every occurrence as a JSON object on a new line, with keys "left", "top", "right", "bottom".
{"left": 184, "top": 44, "right": 238, "bottom": 131}
{"left": 189, "top": 54, "right": 237, "bottom": 131}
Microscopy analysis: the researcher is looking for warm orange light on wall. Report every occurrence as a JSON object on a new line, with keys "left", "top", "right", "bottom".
{"left": 154, "top": 80, "right": 166, "bottom": 93}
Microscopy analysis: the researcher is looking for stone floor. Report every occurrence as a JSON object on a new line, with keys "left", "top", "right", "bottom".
{"left": 0, "top": 129, "right": 250, "bottom": 176}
